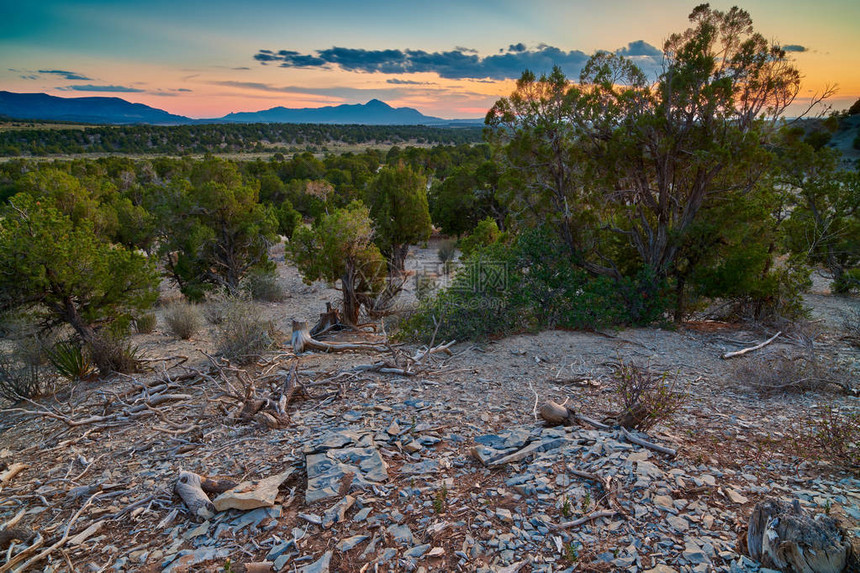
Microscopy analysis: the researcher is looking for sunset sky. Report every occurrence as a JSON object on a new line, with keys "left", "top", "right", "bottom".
{"left": 1, "top": 0, "right": 858, "bottom": 119}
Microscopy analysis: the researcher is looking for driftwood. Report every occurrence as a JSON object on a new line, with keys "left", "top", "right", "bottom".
{"left": 291, "top": 320, "right": 387, "bottom": 354}
{"left": 175, "top": 471, "right": 215, "bottom": 519}
{"left": 620, "top": 427, "right": 677, "bottom": 457}
{"left": 0, "top": 462, "right": 28, "bottom": 487}
{"left": 722, "top": 331, "right": 782, "bottom": 359}
{"left": 747, "top": 499, "right": 850, "bottom": 573}
{"left": 0, "top": 493, "right": 99, "bottom": 573}
{"left": 537, "top": 400, "right": 615, "bottom": 431}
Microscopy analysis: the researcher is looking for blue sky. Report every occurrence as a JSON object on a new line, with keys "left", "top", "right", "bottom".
{"left": 1, "top": 0, "right": 857, "bottom": 118}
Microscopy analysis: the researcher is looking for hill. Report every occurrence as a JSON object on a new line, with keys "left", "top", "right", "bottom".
{"left": 0, "top": 92, "right": 482, "bottom": 127}
{"left": 217, "top": 99, "right": 477, "bottom": 126}
{"left": 0, "top": 91, "right": 192, "bottom": 125}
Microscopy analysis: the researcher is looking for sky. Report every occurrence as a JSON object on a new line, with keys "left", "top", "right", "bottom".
{"left": 1, "top": 0, "right": 858, "bottom": 119}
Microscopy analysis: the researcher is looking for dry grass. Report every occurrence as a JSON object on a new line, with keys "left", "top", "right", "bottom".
{"left": 164, "top": 302, "right": 203, "bottom": 340}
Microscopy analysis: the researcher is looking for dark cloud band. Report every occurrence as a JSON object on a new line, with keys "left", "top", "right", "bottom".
{"left": 254, "top": 41, "right": 662, "bottom": 81}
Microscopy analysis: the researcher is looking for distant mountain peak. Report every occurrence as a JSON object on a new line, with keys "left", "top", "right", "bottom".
{"left": 365, "top": 99, "right": 391, "bottom": 108}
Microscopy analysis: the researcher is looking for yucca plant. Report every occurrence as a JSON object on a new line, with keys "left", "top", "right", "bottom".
{"left": 47, "top": 340, "right": 96, "bottom": 381}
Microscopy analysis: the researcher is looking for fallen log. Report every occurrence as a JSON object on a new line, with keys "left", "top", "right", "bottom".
{"left": 620, "top": 427, "right": 677, "bottom": 457}
{"left": 747, "top": 498, "right": 851, "bottom": 573}
{"left": 291, "top": 320, "right": 387, "bottom": 354}
{"left": 722, "top": 331, "right": 782, "bottom": 359}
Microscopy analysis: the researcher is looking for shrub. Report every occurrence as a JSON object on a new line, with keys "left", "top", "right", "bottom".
{"left": 732, "top": 351, "right": 852, "bottom": 395}
{"left": 242, "top": 270, "right": 287, "bottom": 302}
{"left": 841, "top": 308, "right": 860, "bottom": 346}
{"left": 203, "top": 295, "right": 230, "bottom": 325}
{"left": 459, "top": 217, "right": 502, "bottom": 258}
{"left": 164, "top": 302, "right": 203, "bottom": 340}
{"left": 135, "top": 313, "right": 157, "bottom": 334}
{"left": 216, "top": 299, "right": 275, "bottom": 364}
{"left": 399, "top": 227, "right": 671, "bottom": 342}
{"left": 88, "top": 335, "right": 144, "bottom": 375}
{"left": 46, "top": 340, "right": 96, "bottom": 382}
{"left": 0, "top": 354, "right": 47, "bottom": 402}
{"left": 611, "top": 361, "right": 685, "bottom": 431}
{"left": 795, "top": 406, "right": 859, "bottom": 469}
{"left": 437, "top": 239, "right": 457, "bottom": 274}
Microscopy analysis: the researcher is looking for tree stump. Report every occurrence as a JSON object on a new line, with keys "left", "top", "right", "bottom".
{"left": 175, "top": 471, "right": 215, "bottom": 519}
{"left": 747, "top": 498, "right": 851, "bottom": 573}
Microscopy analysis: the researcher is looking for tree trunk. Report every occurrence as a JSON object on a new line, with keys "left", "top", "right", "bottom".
{"left": 673, "top": 274, "right": 687, "bottom": 324}
{"left": 341, "top": 265, "right": 360, "bottom": 325}
{"left": 389, "top": 243, "right": 409, "bottom": 275}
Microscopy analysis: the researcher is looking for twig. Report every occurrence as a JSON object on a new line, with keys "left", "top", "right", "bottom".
{"left": 0, "top": 492, "right": 100, "bottom": 572}
{"left": 721, "top": 331, "right": 782, "bottom": 359}
{"left": 552, "top": 510, "right": 617, "bottom": 531}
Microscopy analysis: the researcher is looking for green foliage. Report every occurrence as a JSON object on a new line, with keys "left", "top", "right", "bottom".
{"left": 459, "top": 217, "right": 503, "bottom": 258}
{"left": 274, "top": 199, "right": 302, "bottom": 239}
{"left": 288, "top": 202, "right": 387, "bottom": 324}
{"left": 0, "top": 194, "right": 159, "bottom": 343}
{"left": 400, "top": 228, "right": 672, "bottom": 341}
{"left": 164, "top": 301, "right": 203, "bottom": 340}
{"left": 365, "top": 163, "right": 432, "bottom": 271}
{"left": 153, "top": 159, "right": 279, "bottom": 298}
{"left": 777, "top": 136, "right": 860, "bottom": 294}
{"left": 46, "top": 340, "right": 96, "bottom": 382}
{"left": 485, "top": 5, "right": 802, "bottom": 320}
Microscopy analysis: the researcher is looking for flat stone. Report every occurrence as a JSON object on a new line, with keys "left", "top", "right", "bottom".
{"left": 212, "top": 469, "right": 293, "bottom": 511}
{"left": 305, "top": 447, "right": 388, "bottom": 503}
{"left": 336, "top": 535, "right": 369, "bottom": 552}
{"left": 233, "top": 506, "right": 281, "bottom": 531}
{"left": 322, "top": 496, "right": 355, "bottom": 529}
{"left": 298, "top": 551, "right": 332, "bottom": 573}
{"left": 387, "top": 523, "right": 413, "bottom": 545}
{"left": 644, "top": 566, "right": 678, "bottom": 573}
{"left": 725, "top": 488, "right": 749, "bottom": 504}
{"left": 405, "top": 544, "right": 431, "bottom": 559}
{"left": 636, "top": 461, "right": 663, "bottom": 480}
{"left": 496, "top": 508, "right": 513, "bottom": 523}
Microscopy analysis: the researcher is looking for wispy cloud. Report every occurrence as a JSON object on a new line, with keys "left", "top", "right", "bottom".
{"left": 782, "top": 44, "right": 808, "bottom": 53}
{"left": 59, "top": 84, "right": 145, "bottom": 93}
{"left": 386, "top": 78, "right": 432, "bottom": 85}
{"left": 38, "top": 69, "right": 93, "bottom": 81}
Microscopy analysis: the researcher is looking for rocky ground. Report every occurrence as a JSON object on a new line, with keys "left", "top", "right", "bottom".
{"left": 0, "top": 243, "right": 858, "bottom": 573}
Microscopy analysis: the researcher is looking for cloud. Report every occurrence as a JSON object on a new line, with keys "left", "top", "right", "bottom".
{"left": 615, "top": 41, "right": 661, "bottom": 58}
{"left": 782, "top": 44, "right": 808, "bottom": 53}
{"left": 59, "top": 84, "right": 145, "bottom": 93}
{"left": 508, "top": 43, "right": 527, "bottom": 53}
{"left": 38, "top": 69, "right": 93, "bottom": 81}
{"left": 387, "top": 78, "right": 432, "bottom": 85}
{"left": 253, "top": 44, "right": 596, "bottom": 80}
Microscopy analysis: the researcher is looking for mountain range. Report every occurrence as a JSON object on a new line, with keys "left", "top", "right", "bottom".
{"left": 0, "top": 91, "right": 481, "bottom": 126}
